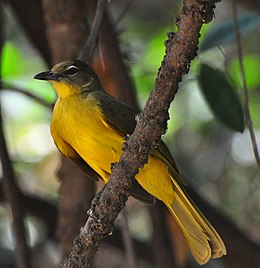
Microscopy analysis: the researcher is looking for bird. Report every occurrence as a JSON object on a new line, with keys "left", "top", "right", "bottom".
{"left": 34, "top": 59, "right": 226, "bottom": 265}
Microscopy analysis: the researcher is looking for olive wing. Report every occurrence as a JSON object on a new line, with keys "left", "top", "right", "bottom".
{"left": 96, "top": 91, "right": 185, "bottom": 186}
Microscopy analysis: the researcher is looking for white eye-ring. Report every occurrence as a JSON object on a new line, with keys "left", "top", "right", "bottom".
{"left": 68, "top": 65, "right": 78, "bottom": 76}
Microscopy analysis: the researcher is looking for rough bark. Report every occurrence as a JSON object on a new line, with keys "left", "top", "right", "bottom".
{"left": 2, "top": 0, "right": 259, "bottom": 266}
{"left": 62, "top": 1, "right": 220, "bottom": 267}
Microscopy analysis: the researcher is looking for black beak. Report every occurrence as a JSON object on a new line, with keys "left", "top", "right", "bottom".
{"left": 34, "top": 71, "right": 61, "bottom": 81}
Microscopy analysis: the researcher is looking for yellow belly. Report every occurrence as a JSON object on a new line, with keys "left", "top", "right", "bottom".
{"left": 51, "top": 93, "right": 174, "bottom": 204}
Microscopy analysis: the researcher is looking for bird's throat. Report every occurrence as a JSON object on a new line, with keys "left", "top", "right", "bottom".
{"left": 51, "top": 81, "right": 78, "bottom": 99}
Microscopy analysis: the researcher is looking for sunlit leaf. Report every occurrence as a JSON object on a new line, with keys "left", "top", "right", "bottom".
{"left": 229, "top": 55, "right": 260, "bottom": 127}
{"left": 28, "top": 79, "right": 56, "bottom": 103}
{"left": 131, "top": 29, "right": 171, "bottom": 97}
{"left": 229, "top": 54, "right": 260, "bottom": 90}
{"left": 1, "top": 41, "right": 25, "bottom": 77}
{"left": 249, "top": 95, "right": 260, "bottom": 127}
{"left": 198, "top": 64, "right": 245, "bottom": 132}
{"left": 200, "top": 13, "right": 260, "bottom": 51}
{"left": 144, "top": 31, "right": 166, "bottom": 69}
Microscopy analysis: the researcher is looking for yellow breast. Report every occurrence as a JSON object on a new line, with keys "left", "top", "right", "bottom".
{"left": 51, "top": 92, "right": 174, "bottom": 203}
{"left": 51, "top": 93, "right": 124, "bottom": 181}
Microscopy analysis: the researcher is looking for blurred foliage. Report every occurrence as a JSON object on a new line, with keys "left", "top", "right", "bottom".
{"left": 1, "top": 21, "right": 58, "bottom": 201}
{"left": 198, "top": 63, "right": 244, "bottom": 132}
{"left": 122, "top": 3, "right": 260, "bottom": 247}
{"left": 200, "top": 13, "right": 260, "bottom": 51}
{"left": 1, "top": 41, "right": 55, "bottom": 103}
{"left": 229, "top": 54, "right": 260, "bottom": 90}
{"left": 1, "top": 41, "right": 25, "bottom": 77}
{"left": 0, "top": 1, "right": 260, "bottom": 267}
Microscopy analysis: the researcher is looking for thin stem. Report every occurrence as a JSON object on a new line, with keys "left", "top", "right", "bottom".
{"left": 1, "top": 83, "right": 53, "bottom": 109}
{"left": 231, "top": 0, "right": 260, "bottom": 178}
{"left": 0, "top": 90, "right": 31, "bottom": 268}
{"left": 119, "top": 210, "right": 138, "bottom": 268}
{"left": 78, "top": 0, "right": 107, "bottom": 62}
{"left": 0, "top": 3, "right": 31, "bottom": 267}
{"left": 0, "top": 118, "right": 31, "bottom": 268}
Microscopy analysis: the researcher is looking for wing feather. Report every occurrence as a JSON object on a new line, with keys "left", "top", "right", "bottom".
{"left": 95, "top": 91, "right": 185, "bottom": 185}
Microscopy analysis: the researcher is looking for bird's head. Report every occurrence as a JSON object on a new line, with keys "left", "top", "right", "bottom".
{"left": 34, "top": 60, "right": 102, "bottom": 98}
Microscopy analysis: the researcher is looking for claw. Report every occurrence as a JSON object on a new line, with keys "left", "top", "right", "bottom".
{"left": 87, "top": 208, "right": 101, "bottom": 222}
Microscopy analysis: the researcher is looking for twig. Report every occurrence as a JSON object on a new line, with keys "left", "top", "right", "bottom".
{"left": 0, "top": 103, "right": 32, "bottom": 268}
{"left": 7, "top": 0, "right": 52, "bottom": 66}
{"left": 114, "top": 0, "right": 131, "bottom": 26}
{"left": 78, "top": 0, "right": 108, "bottom": 62}
{"left": 149, "top": 203, "right": 176, "bottom": 267}
{"left": 80, "top": 1, "right": 138, "bottom": 263}
{"left": 42, "top": 0, "right": 97, "bottom": 260}
{"left": 0, "top": 3, "right": 31, "bottom": 267}
{"left": 1, "top": 83, "right": 53, "bottom": 109}
{"left": 231, "top": 0, "right": 260, "bottom": 178}
{"left": 91, "top": 7, "right": 139, "bottom": 110}
{"left": 119, "top": 210, "right": 138, "bottom": 268}
{"left": 0, "top": 181, "right": 57, "bottom": 238}
{"left": 62, "top": 0, "right": 220, "bottom": 267}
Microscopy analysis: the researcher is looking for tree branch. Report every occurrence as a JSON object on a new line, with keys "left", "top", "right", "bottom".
{"left": 1, "top": 83, "right": 53, "bottom": 109}
{"left": 79, "top": 0, "right": 107, "bottom": 62}
{"left": 62, "top": 0, "right": 220, "bottom": 267}
{"left": 81, "top": 2, "right": 141, "bottom": 266}
{"left": 0, "top": 3, "right": 31, "bottom": 267}
{"left": 90, "top": 9, "right": 139, "bottom": 110}
{"left": 41, "top": 0, "right": 97, "bottom": 261}
{"left": 0, "top": 181, "right": 57, "bottom": 238}
{"left": 149, "top": 202, "right": 177, "bottom": 267}
{"left": 8, "top": 0, "right": 52, "bottom": 66}
{"left": 118, "top": 210, "right": 138, "bottom": 268}
{"left": 231, "top": 0, "right": 260, "bottom": 178}
{"left": 42, "top": 0, "right": 89, "bottom": 64}
{"left": 0, "top": 108, "right": 31, "bottom": 268}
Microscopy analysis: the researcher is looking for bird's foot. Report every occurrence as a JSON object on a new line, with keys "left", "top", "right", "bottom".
{"left": 87, "top": 187, "right": 105, "bottom": 222}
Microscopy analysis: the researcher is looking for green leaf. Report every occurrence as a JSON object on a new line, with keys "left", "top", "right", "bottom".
{"left": 229, "top": 54, "right": 260, "bottom": 90}
{"left": 200, "top": 13, "right": 260, "bottom": 51}
{"left": 1, "top": 41, "right": 25, "bottom": 77}
{"left": 249, "top": 94, "right": 260, "bottom": 128}
{"left": 131, "top": 29, "right": 172, "bottom": 97}
{"left": 198, "top": 64, "right": 245, "bottom": 132}
{"left": 144, "top": 31, "right": 167, "bottom": 69}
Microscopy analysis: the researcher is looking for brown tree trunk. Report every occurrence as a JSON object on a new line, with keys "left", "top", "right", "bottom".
{"left": 41, "top": 0, "right": 94, "bottom": 260}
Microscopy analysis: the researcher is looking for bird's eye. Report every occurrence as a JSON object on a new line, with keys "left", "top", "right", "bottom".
{"left": 68, "top": 66, "right": 78, "bottom": 76}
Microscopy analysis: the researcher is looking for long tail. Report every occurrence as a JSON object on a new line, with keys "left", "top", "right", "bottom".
{"left": 167, "top": 178, "right": 227, "bottom": 265}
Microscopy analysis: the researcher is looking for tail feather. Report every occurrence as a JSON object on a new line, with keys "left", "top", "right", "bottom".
{"left": 167, "top": 177, "right": 227, "bottom": 265}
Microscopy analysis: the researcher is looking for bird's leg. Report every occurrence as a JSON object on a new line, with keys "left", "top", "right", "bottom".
{"left": 87, "top": 187, "right": 105, "bottom": 222}
{"left": 87, "top": 186, "right": 114, "bottom": 236}
{"left": 122, "top": 134, "right": 130, "bottom": 151}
